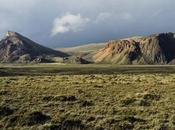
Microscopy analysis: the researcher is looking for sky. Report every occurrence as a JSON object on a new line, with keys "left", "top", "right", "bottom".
{"left": 0, "top": 0, "right": 175, "bottom": 48}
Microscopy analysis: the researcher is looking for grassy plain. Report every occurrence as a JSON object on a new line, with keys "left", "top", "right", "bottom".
{"left": 1, "top": 64, "right": 175, "bottom": 130}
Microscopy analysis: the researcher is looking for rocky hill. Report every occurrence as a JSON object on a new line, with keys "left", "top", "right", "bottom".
{"left": 93, "top": 33, "right": 175, "bottom": 64}
{"left": 0, "top": 31, "right": 68, "bottom": 63}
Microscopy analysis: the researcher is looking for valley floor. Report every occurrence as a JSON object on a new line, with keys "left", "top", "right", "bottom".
{"left": 1, "top": 65, "right": 175, "bottom": 130}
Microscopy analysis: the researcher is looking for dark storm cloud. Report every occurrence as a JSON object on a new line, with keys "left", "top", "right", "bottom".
{"left": 0, "top": 0, "right": 175, "bottom": 47}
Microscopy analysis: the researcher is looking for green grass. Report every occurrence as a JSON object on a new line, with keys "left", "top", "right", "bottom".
{"left": 0, "top": 64, "right": 175, "bottom": 76}
{"left": 1, "top": 65, "right": 175, "bottom": 129}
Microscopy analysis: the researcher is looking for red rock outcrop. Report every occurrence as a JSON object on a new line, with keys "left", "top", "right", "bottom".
{"left": 94, "top": 33, "right": 175, "bottom": 64}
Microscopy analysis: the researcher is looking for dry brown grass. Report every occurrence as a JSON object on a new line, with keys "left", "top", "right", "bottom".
{"left": 0, "top": 67, "right": 175, "bottom": 129}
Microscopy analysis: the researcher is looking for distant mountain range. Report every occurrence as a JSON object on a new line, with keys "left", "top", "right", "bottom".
{"left": 1, "top": 31, "right": 175, "bottom": 64}
{"left": 60, "top": 33, "right": 175, "bottom": 65}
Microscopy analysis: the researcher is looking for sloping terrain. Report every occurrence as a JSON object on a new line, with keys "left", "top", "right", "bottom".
{"left": 93, "top": 33, "right": 175, "bottom": 64}
{"left": 59, "top": 43, "right": 106, "bottom": 53}
{"left": 0, "top": 31, "right": 68, "bottom": 63}
{"left": 58, "top": 43, "right": 106, "bottom": 62}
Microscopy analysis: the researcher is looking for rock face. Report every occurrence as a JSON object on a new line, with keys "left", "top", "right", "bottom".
{"left": 93, "top": 33, "right": 175, "bottom": 64}
{"left": 0, "top": 31, "right": 68, "bottom": 63}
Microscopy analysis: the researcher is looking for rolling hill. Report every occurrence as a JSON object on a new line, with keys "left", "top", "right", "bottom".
{"left": 58, "top": 43, "right": 106, "bottom": 53}
{"left": 58, "top": 43, "right": 106, "bottom": 62}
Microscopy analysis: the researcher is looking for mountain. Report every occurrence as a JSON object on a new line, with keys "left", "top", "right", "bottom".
{"left": 2, "top": 31, "right": 175, "bottom": 65}
{"left": 58, "top": 43, "right": 106, "bottom": 53}
{"left": 93, "top": 33, "right": 175, "bottom": 64}
{"left": 58, "top": 43, "right": 106, "bottom": 62}
{"left": 0, "top": 31, "right": 68, "bottom": 63}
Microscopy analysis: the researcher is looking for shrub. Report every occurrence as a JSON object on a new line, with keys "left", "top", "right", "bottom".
{"left": 121, "top": 98, "right": 136, "bottom": 106}
{"left": 0, "top": 106, "right": 14, "bottom": 117}
{"left": 24, "top": 111, "right": 51, "bottom": 126}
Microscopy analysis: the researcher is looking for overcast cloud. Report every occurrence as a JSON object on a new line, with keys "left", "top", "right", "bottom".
{"left": 0, "top": 0, "right": 175, "bottom": 47}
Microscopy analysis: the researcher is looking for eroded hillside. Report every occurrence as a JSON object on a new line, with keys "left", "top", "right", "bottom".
{"left": 94, "top": 33, "right": 175, "bottom": 64}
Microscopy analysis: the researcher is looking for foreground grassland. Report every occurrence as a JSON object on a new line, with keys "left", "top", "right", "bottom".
{"left": 1, "top": 65, "right": 175, "bottom": 130}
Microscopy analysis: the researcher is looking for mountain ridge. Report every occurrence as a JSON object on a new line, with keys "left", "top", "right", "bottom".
{"left": 1, "top": 31, "right": 175, "bottom": 64}
{"left": 0, "top": 31, "right": 68, "bottom": 63}
{"left": 93, "top": 32, "right": 175, "bottom": 64}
